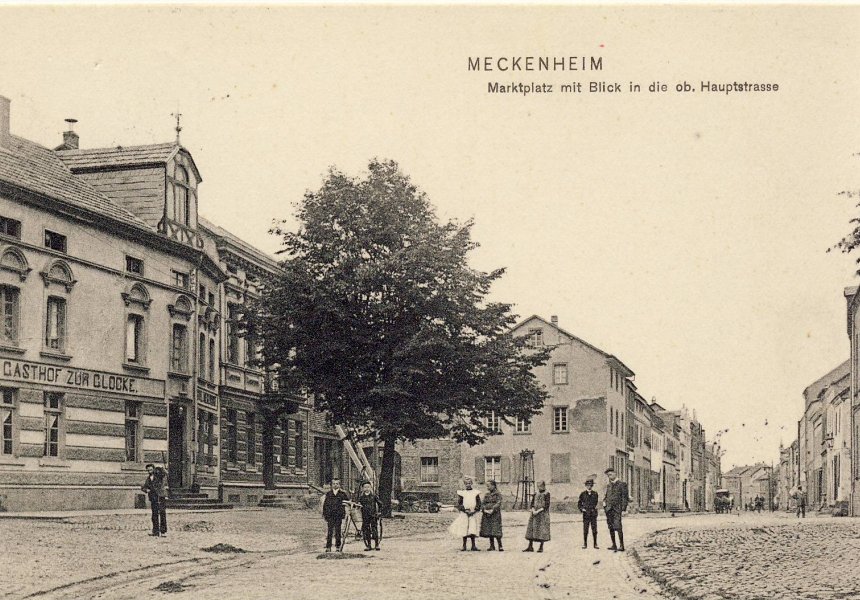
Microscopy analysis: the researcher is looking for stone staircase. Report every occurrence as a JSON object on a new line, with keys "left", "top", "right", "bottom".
{"left": 258, "top": 491, "right": 308, "bottom": 510}
{"left": 166, "top": 489, "right": 234, "bottom": 510}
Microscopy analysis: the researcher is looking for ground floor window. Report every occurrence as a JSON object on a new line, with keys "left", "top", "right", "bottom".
{"left": 226, "top": 408, "right": 238, "bottom": 463}
{"left": 1, "top": 387, "right": 15, "bottom": 455}
{"left": 125, "top": 401, "right": 141, "bottom": 462}
{"left": 44, "top": 392, "right": 63, "bottom": 457}
{"left": 420, "top": 456, "right": 439, "bottom": 483}
{"left": 485, "top": 456, "right": 501, "bottom": 482}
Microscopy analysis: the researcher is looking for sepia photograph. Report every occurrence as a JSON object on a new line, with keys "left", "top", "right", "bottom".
{"left": 1, "top": 4, "right": 859, "bottom": 598}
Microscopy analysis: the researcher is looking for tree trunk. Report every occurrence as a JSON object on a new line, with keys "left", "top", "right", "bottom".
{"left": 378, "top": 431, "right": 397, "bottom": 517}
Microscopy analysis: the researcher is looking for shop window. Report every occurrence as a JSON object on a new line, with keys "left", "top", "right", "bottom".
{"left": 44, "top": 392, "right": 63, "bottom": 457}
{"left": 125, "top": 401, "right": 141, "bottom": 462}
{"left": 0, "top": 388, "right": 15, "bottom": 455}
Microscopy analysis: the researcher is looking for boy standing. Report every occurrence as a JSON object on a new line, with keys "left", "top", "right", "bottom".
{"left": 322, "top": 478, "right": 350, "bottom": 552}
{"left": 603, "top": 467, "right": 629, "bottom": 552}
{"left": 357, "top": 481, "right": 382, "bottom": 551}
{"left": 577, "top": 476, "right": 599, "bottom": 549}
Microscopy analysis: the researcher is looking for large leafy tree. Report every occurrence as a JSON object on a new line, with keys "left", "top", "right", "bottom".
{"left": 254, "top": 159, "right": 550, "bottom": 514}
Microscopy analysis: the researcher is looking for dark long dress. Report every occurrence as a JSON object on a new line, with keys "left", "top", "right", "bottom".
{"left": 479, "top": 489, "right": 503, "bottom": 538}
{"left": 525, "top": 490, "right": 551, "bottom": 542}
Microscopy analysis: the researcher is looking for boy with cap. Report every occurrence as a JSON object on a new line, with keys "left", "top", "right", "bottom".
{"left": 577, "top": 475, "right": 599, "bottom": 549}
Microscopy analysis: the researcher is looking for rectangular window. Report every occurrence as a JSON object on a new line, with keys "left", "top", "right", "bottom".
{"left": 125, "top": 256, "right": 144, "bottom": 275}
{"left": 126, "top": 314, "right": 144, "bottom": 363}
{"left": 420, "top": 457, "right": 440, "bottom": 483}
{"left": 551, "top": 452, "right": 571, "bottom": 483}
{"left": 0, "top": 286, "right": 20, "bottom": 344}
{"left": 1, "top": 388, "right": 15, "bottom": 455}
{"left": 487, "top": 411, "right": 501, "bottom": 433}
{"left": 294, "top": 420, "right": 303, "bottom": 469}
{"left": 246, "top": 412, "right": 256, "bottom": 466}
{"left": 227, "top": 408, "right": 238, "bottom": 463}
{"left": 208, "top": 338, "right": 216, "bottom": 381}
{"left": 515, "top": 416, "right": 531, "bottom": 433}
{"left": 172, "top": 270, "right": 189, "bottom": 289}
{"left": 44, "top": 230, "right": 67, "bottom": 252}
{"left": 125, "top": 401, "right": 141, "bottom": 462}
{"left": 552, "top": 363, "right": 568, "bottom": 385}
{"left": 208, "top": 291, "right": 215, "bottom": 306}
{"left": 485, "top": 456, "right": 501, "bottom": 482}
{"left": 227, "top": 304, "right": 240, "bottom": 364}
{"left": 0, "top": 216, "right": 21, "bottom": 239}
{"left": 45, "top": 296, "right": 67, "bottom": 352}
{"left": 526, "top": 328, "right": 544, "bottom": 348}
{"left": 198, "top": 284, "right": 206, "bottom": 300}
{"left": 280, "top": 419, "right": 290, "bottom": 467}
{"left": 44, "top": 392, "right": 63, "bottom": 457}
{"left": 171, "top": 324, "right": 188, "bottom": 373}
{"left": 553, "top": 406, "right": 568, "bottom": 432}
{"left": 198, "top": 333, "right": 206, "bottom": 376}
{"left": 197, "top": 409, "right": 206, "bottom": 465}
{"left": 610, "top": 407, "right": 614, "bottom": 434}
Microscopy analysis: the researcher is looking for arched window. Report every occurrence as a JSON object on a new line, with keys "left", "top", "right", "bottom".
{"left": 174, "top": 166, "right": 190, "bottom": 226}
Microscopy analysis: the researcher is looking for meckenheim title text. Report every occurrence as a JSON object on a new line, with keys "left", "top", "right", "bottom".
{"left": 468, "top": 55, "right": 604, "bottom": 71}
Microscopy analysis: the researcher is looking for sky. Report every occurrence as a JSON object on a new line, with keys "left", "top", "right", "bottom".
{"left": 1, "top": 5, "right": 858, "bottom": 469}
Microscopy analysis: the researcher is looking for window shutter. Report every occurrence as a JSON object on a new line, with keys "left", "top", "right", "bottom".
{"left": 551, "top": 453, "right": 571, "bottom": 483}
{"left": 510, "top": 454, "right": 521, "bottom": 485}
{"left": 501, "top": 455, "right": 511, "bottom": 483}
{"left": 475, "top": 457, "right": 485, "bottom": 483}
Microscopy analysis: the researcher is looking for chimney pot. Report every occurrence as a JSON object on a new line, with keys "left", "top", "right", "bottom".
{"left": 550, "top": 315, "right": 558, "bottom": 326}
{"left": 61, "top": 118, "right": 79, "bottom": 150}
{"left": 0, "top": 95, "right": 10, "bottom": 151}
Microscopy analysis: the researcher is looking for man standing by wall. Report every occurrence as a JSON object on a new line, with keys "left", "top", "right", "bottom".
{"left": 141, "top": 464, "right": 168, "bottom": 537}
{"left": 603, "top": 467, "right": 629, "bottom": 552}
{"left": 322, "top": 478, "right": 350, "bottom": 552}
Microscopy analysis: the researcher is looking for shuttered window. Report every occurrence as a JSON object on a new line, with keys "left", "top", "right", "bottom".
{"left": 551, "top": 453, "right": 571, "bottom": 483}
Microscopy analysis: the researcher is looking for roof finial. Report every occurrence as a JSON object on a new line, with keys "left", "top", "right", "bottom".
{"left": 171, "top": 110, "right": 182, "bottom": 144}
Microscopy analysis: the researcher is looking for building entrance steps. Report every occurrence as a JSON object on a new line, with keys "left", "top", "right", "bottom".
{"left": 166, "top": 488, "right": 234, "bottom": 510}
{"left": 258, "top": 492, "right": 308, "bottom": 509}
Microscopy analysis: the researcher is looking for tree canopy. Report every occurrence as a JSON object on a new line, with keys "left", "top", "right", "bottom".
{"left": 253, "top": 159, "right": 550, "bottom": 511}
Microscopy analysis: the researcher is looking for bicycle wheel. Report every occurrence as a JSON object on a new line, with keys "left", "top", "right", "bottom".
{"left": 340, "top": 515, "right": 352, "bottom": 549}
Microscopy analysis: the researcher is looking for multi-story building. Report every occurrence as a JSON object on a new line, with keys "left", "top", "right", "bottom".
{"left": 0, "top": 95, "right": 341, "bottom": 510}
{"left": 722, "top": 463, "right": 769, "bottom": 510}
{"left": 630, "top": 392, "right": 652, "bottom": 511}
{"left": 459, "top": 315, "right": 636, "bottom": 504}
{"left": 798, "top": 360, "right": 850, "bottom": 513}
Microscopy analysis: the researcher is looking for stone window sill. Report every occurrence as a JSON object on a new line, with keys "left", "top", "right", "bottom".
{"left": 552, "top": 430, "right": 570, "bottom": 434}
{"left": 0, "top": 455, "right": 25, "bottom": 467}
{"left": 40, "top": 350, "right": 72, "bottom": 362}
{"left": 121, "top": 462, "right": 148, "bottom": 471}
{"left": 167, "top": 371, "right": 191, "bottom": 380}
{"left": 513, "top": 431, "right": 532, "bottom": 435}
{"left": 123, "top": 363, "right": 150, "bottom": 374}
{"left": 0, "top": 343, "right": 25, "bottom": 355}
{"left": 39, "top": 457, "right": 71, "bottom": 468}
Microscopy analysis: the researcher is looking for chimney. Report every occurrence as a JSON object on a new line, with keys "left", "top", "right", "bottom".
{"left": 550, "top": 315, "right": 558, "bottom": 326}
{"left": 0, "top": 95, "right": 10, "bottom": 151}
{"left": 61, "top": 118, "right": 79, "bottom": 150}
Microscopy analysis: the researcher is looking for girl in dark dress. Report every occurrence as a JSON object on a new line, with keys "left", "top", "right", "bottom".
{"left": 480, "top": 480, "right": 503, "bottom": 551}
{"left": 524, "top": 481, "right": 550, "bottom": 552}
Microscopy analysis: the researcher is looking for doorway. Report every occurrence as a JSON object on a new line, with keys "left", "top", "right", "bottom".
{"left": 168, "top": 404, "right": 186, "bottom": 490}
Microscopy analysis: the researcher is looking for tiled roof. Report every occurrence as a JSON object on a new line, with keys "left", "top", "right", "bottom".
{"left": 199, "top": 215, "right": 280, "bottom": 271}
{"left": 0, "top": 135, "right": 149, "bottom": 229}
{"left": 56, "top": 142, "right": 179, "bottom": 171}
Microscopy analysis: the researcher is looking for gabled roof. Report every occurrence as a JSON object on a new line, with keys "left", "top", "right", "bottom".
{"left": 803, "top": 360, "right": 850, "bottom": 408}
{"left": 199, "top": 216, "right": 280, "bottom": 273}
{"left": 57, "top": 142, "right": 201, "bottom": 182}
{"left": 514, "top": 314, "right": 635, "bottom": 377}
{"left": 0, "top": 135, "right": 148, "bottom": 229}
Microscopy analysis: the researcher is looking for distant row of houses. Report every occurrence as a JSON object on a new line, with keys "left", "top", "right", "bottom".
{"left": 775, "top": 283, "right": 860, "bottom": 516}
{"left": 395, "top": 315, "right": 724, "bottom": 512}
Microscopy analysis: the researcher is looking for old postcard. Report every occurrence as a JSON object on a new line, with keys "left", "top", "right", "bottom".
{"left": 0, "top": 4, "right": 859, "bottom": 599}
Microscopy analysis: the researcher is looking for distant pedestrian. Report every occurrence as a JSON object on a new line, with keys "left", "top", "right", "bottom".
{"left": 480, "top": 480, "right": 503, "bottom": 551}
{"left": 524, "top": 481, "right": 551, "bottom": 553}
{"left": 578, "top": 476, "right": 599, "bottom": 549}
{"left": 793, "top": 486, "right": 807, "bottom": 518}
{"left": 755, "top": 495, "right": 764, "bottom": 513}
{"left": 449, "top": 476, "right": 482, "bottom": 551}
{"left": 322, "top": 478, "right": 350, "bottom": 552}
{"left": 140, "top": 464, "right": 168, "bottom": 537}
{"left": 603, "top": 467, "right": 629, "bottom": 552}
{"left": 357, "top": 481, "right": 382, "bottom": 551}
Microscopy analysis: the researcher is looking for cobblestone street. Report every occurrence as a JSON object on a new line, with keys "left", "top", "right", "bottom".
{"left": 0, "top": 509, "right": 852, "bottom": 599}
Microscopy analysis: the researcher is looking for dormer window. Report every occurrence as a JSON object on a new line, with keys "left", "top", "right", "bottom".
{"left": 174, "top": 165, "right": 190, "bottom": 227}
